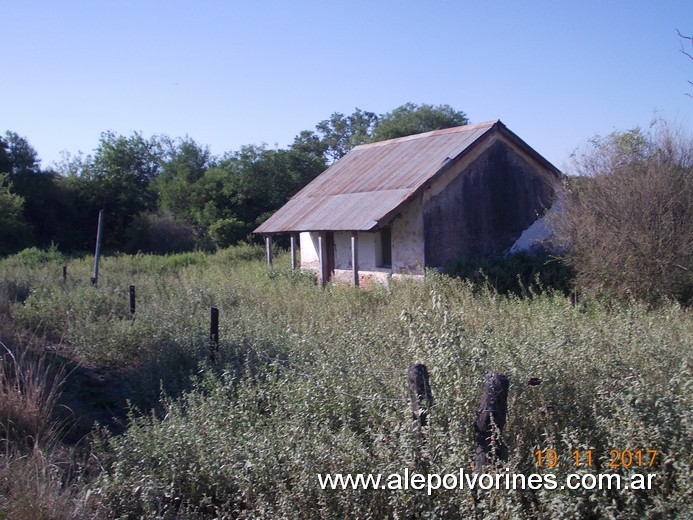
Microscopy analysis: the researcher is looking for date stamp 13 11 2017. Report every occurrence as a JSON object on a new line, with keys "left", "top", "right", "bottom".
{"left": 534, "top": 449, "right": 658, "bottom": 469}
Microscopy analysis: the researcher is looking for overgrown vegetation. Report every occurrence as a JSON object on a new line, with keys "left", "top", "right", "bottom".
{"left": 0, "top": 246, "right": 689, "bottom": 518}
{"left": 0, "top": 342, "right": 103, "bottom": 518}
{"left": 552, "top": 121, "right": 693, "bottom": 306}
{"left": 446, "top": 251, "right": 575, "bottom": 297}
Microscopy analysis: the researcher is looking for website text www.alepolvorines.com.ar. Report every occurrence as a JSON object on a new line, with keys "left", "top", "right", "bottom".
{"left": 318, "top": 468, "right": 657, "bottom": 495}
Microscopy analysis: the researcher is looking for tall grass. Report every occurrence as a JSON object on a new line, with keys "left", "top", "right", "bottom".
{"left": 0, "top": 341, "right": 101, "bottom": 519}
{"left": 0, "top": 246, "right": 690, "bottom": 518}
{"left": 0, "top": 343, "right": 63, "bottom": 451}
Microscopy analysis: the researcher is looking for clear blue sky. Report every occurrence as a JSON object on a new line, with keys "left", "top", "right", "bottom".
{"left": 3, "top": 0, "right": 692, "bottom": 172}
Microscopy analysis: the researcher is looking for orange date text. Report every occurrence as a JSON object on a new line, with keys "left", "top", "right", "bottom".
{"left": 534, "top": 449, "right": 657, "bottom": 468}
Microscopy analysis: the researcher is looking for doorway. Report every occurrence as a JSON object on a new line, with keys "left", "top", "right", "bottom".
{"left": 324, "top": 231, "right": 335, "bottom": 282}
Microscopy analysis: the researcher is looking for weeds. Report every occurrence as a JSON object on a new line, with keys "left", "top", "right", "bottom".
{"left": 0, "top": 246, "right": 690, "bottom": 518}
{"left": 0, "top": 341, "right": 101, "bottom": 519}
{"left": 0, "top": 342, "right": 65, "bottom": 452}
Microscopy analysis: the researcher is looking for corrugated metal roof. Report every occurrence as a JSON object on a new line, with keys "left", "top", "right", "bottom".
{"left": 254, "top": 120, "right": 557, "bottom": 233}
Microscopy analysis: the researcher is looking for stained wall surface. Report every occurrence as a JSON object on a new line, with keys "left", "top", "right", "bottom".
{"left": 423, "top": 138, "right": 557, "bottom": 268}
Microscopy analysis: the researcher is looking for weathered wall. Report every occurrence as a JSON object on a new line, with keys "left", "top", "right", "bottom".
{"left": 300, "top": 132, "right": 557, "bottom": 279}
{"left": 330, "top": 200, "right": 425, "bottom": 282}
{"left": 301, "top": 230, "right": 392, "bottom": 284}
{"left": 391, "top": 195, "right": 425, "bottom": 275}
{"left": 423, "top": 137, "right": 557, "bottom": 268}
{"left": 333, "top": 232, "right": 353, "bottom": 268}
{"left": 331, "top": 269, "right": 392, "bottom": 286}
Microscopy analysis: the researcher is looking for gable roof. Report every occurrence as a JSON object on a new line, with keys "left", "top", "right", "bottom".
{"left": 254, "top": 120, "right": 560, "bottom": 233}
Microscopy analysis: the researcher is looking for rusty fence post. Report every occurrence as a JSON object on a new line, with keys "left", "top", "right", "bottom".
{"left": 570, "top": 289, "right": 579, "bottom": 307}
{"left": 408, "top": 363, "right": 434, "bottom": 434}
{"left": 210, "top": 306, "right": 219, "bottom": 363}
{"left": 129, "top": 285, "right": 136, "bottom": 319}
{"left": 474, "top": 372, "right": 509, "bottom": 473}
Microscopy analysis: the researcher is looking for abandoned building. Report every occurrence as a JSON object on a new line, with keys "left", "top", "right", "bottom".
{"left": 254, "top": 120, "right": 562, "bottom": 286}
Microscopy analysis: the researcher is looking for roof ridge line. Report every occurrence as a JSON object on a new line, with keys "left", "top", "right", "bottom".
{"left": 354, "top": 120, "right": 500, "bottom": 150}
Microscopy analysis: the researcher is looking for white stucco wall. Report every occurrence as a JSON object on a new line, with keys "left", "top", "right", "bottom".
{"left": 333, "top": 232, "right": 353, "bottom": 268}
{"left": 297, "top": 194, "right": 425, "bottom": 285}
{"left": 297, "top": 193, "right": 426, "bottom": 285}
{"left": 299, "top": 232, "right": 319, "bottom": 271}
{"left": 298, "top": 230, "right": 389, "bottom": 285}
{"left": 333, "top": 231, "right": 391, "bottom": 286}
{"left": 508, "top": 199, "right": 562, "bottom": 254}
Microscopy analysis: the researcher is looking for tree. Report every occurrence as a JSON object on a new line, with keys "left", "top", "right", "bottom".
{"left": 370, "top": 103, "right": 469, "bottom": 142}
{"left": 208, "top": 217, "right": 247, "bottom": 248}
{"left": 124, "top": 210, "right": 196, "bottom": 254}
{"left": 292, "top": 109, "right": 378, "bottom": 163}
{"left": 677, "top": 29, "right": 693, "bottom": 97}
{"left": 64, "top": 131, "right": 164, "bottom": 249}
{"left": 196, "top": 145, "right": 324, "bottom": 246}
{"left": 154, "top": 136, "right": 214, "bottom": 227}
{"left": 0, "top": 173, "right": 32, "bottom": 255}
{"left": 0, "top": 131, "right": 77, "bottom": 250}
{"left": 0, "top": 136, "right": 9, "bottom": 174}
{"left": 290, "top": 129, "right": 329, "bottom": 161}
{"left": 292, "top": 103, "right": 469, "bottom": 163}
{"left": 552, "top": 121, "right": 693, "bottom": 305}
{"left": 316, "top": 109, "right": 379, "bottom": 162}
{"left": 0, "top": 131, "right": 40, "bottom": 175}
{"left": 13, "top": 170, "right": 76, "bottom": 249}
{"left": 169, "top": 144, "right": 325, "bottom": 248}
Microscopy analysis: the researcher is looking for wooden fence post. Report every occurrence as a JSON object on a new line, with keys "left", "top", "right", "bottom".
{"left": 129, "top": 285, "right": 136, "bottom": 319}
{"left": 91, "top": 209, "right": 104, "bottom": 286}
{"left": 209, "top": 306, "right": 219, "bottom": 362}
{"left": 62, "top": 265, "right": 67, "bottom": 281}
{"left": 474, "top": 372, "right": 509, "bottom": 473}
{"left": 408, "top": 363, "right": 433, "bottom": 434}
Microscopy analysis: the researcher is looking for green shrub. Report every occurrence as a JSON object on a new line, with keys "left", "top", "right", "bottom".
{"left": 11, "top": 245, "right": 66, "bottom": 268}
{"left": 208, "top": 217, "right": 249, "bottom": 248}
{"left": 124, "top": 210, "right": 196, "bottom": 254}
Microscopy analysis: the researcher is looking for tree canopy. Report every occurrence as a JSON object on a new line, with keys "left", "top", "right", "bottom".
{"left": 0, "top": 102, "right": 469, "bottom": 255}
{"left": 291, "top": 103, "right": 469, "bottom": 163}
{"left": 370, "top": 103, "right": 469, "bottom": 142}
{"left": 0, "top": 173, "right": 33, "bottom": 255}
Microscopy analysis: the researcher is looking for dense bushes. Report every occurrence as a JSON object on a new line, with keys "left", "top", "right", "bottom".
{"left": 124, "top": 210, "right": 197, "bottom": 254}
{"left": 0, "top": 247, "right": 689, "bottom": 518}
{"left": 446, "top": 251, "right": 574, "bottom": 297}
{"left": 553, "top": 122, "right": 693, "bottom": 305}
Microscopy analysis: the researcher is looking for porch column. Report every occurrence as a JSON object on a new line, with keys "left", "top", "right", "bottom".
{"left": 351, "top": 231, "right": 359, "bottom": 287}
{"left": 290, "top": 233, "right": 298, "bottom": 271}
{"left": 318, "top": 232, "right": 326, "bottom": 287}
{"left": 265, "top": 235, "right": 272, "bottom": 268}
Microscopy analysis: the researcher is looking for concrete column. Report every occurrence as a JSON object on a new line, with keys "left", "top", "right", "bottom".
{"left": 290, "top": 234, "right": 298, "bottom": 270}
{"left": 351, "top": 231, "right": 359, "bottom": 287}
{"left": 318, "top": 232, "right": 325, "bottom": 287}
{"left": 265, "top": 235, "right": 272, "bottom": 268}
